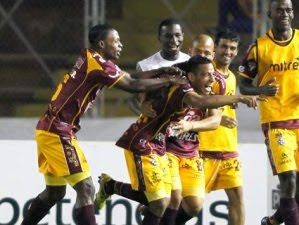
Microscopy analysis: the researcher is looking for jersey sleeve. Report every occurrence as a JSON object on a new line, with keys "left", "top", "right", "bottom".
{"left": 213, "top": 73, "right": 226, "bottom": 95}
{"left": 238, "top": 42, "right": 258, "bottom": 80}
{"left": 87, "top": 50, "right": 125, "bottom": 87}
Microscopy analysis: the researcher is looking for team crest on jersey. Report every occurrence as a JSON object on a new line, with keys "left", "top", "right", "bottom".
{"left": 139, "top": 139, "right": 147, "bottom": 147}
{"left": 151, "top": 159, "right": 157, "bottom": 166}
{"left": 275, "top": 133, "right": 285, "bottom": 146}
{"left": 238, "top": 65, "right": 245, "bottom": 73}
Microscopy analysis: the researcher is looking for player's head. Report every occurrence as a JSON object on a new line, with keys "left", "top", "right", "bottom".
{"left": 267, "top": 0, "right": 293, "bottom": 32}
{"left": 158, "top": 18, "right": 184, "bottom": 59}
{"left": 88, "top": 24, "right": 123, "bottom": 60}
{"left": 186, "top": 55, "right": 215, "bottom": 95}
{"left": 188, "top": 34, "right": 215, "bottom": 60}
{"left": 214, "top": 28, "right": 239, "bottom": 67}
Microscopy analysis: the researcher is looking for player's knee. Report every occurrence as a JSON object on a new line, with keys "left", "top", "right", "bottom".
{"left": 169, "top": 191, "right": 182, "bottom": 208}
{"left": 157, "top": 197, "right": 170, "bottom": 211}
{"left": 187, "top": 203, "right": 203, "bottom": 216}
{"left": 148, "top": 198, "right": 170, "bottom": 216}
{"left": 279, "top": 171, "right": 297, "bottom": 195}
{"left": 74, "top": 178, "right": 95, "bottom": 199}
{"left": 183, "top": 197, "right": 204, "bottom": 216}
{"left": 43, "top": 186, "right": 66, "bottom": 203}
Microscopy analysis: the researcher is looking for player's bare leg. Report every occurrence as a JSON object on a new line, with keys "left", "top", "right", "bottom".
{"left": 143, "top": 197, "right": 170, "bottom": 225}
{"left": 175, "top": 196, "right": 203, "bottom": 225}
{"left": 225, "top": 186, "right": 245, "bottom": 225}
{"left": 73, "top": 177, "right": 96, "bottom": 225}
{"left": 160, "top": 189, "right": 182, "bottom": 225}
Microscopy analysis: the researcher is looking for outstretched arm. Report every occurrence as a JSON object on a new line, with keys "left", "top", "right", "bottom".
{"left": 183, "top": 91, "right": 264, "bottom": 109}
{"left": 129, "top": 67, "right": 183, "bottom": 79}
{"left": 114, "top": 73, "right": 187, "bottom": 93}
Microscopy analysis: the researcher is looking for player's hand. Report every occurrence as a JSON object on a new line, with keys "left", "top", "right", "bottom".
{"left": 221, "top": 115, "right": 238, "bottom": 129}
{"left": 160, "top": 66, "right": 186, "bottom": 77}
{"left": 260, "top": 77, "right": 279, "bottom": 96}
{"left": 141, "top": 100, "right": 156, "bottom": 118}
{"left": 171, "top": 120, "right": 193, "bottom": 135}
{"left": 238, "top": 95, "right": 267, "bottom": 109}
{"left": 169, "top": 76, "right": 188, "bottom": 85}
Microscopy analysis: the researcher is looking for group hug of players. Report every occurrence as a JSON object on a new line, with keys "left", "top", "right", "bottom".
{"left": 21, "top": 1, "right": 299, "bottom": 225}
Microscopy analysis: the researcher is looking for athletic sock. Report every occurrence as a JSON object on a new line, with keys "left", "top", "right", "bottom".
{"left": 160, "top": 208, "right": 178, "bottom": 225}
{"left": 21, "top": 196, "right": 55, "bottom": 225}
{"left": 106, "top": 180, "right": 149, "bottom": 205}
{"left": 280, "top": 198, "right": 299, "bottom": 225}
{"left": 142, "top": 209, "right": 161, "bottom": 225}
{"left": 175, "top": 205, "right": 193, "bottom": 225}
{"left": 73, "top": 204, "right": 96, "bottom": 225}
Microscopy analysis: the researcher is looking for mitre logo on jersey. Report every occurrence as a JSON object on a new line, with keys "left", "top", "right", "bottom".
{"left": 269, "top": 58, "right": 299, "bottom": 72}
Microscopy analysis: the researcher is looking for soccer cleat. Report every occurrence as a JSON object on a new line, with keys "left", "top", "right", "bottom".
{"left": 95, "top": 173, "right": 112, "bottom": 210}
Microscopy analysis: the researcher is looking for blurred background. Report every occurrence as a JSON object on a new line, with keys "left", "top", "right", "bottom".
{"left": 1, "top": 0, "right": 298, "bottom": 118}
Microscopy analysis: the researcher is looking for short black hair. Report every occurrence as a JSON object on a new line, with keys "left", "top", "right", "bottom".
{"left": 215, "top": 28, "right": 240, "bottom": 45}
{"left": 158, "top": 18, "right": 182, "bottom": 36}
{"left": 88, "top": 24, "right": 114, "bottom": 45}
{"left": 186, "top": 55, "right": 212, "bottom": 73}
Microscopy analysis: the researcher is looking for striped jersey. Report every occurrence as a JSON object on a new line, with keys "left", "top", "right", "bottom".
{"left": 116, "top": 84, "right": 193, "bottom": 156}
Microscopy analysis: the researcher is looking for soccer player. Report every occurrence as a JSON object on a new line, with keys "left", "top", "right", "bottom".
{"left": 200, "top": 28, "right": 244, "bottom": 225}
{"left": 163, "top": 34, "right": 217, "bottom": 225}
{"left": 175, "top": 29, "right": 244, "bottom": 225}
{"left": 96, "top": 56, "right": 262, "bottom": 225}
{"left": 238, "top": 0, "right": 299, "bottom": 224}
{"left": 129, "top": 18, "right": 190, "bottom": 115}
{"left": 20, "top": 24, "right": 187, "bottom": 225}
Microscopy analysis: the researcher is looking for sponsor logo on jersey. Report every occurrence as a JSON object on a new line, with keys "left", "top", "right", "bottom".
{"left": 269, "top": 58, "right": 299, "bottom": 72}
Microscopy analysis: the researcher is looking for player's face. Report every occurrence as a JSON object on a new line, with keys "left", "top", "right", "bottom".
{"left": 188, "top": 41, "right": 214, "bottom": 60}
{"left": 189, "top": 63, "right": 215, "bottom": 95}
{"left": 214, "top": 38, "right": 238, "bottom": 66}
{"left": 269, "top": 0, "right": 293, "bottom": 32}
{"left": 102, "top": 29, "right": 123, "bottom": 60}
{"left": 159, "top": 24, "right": 184, "bottom": 58}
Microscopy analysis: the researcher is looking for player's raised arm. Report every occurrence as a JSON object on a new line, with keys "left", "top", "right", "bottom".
{"left": 114, "top": 73, "right": 187, "bottom": 93}
{"left": 129, "top": 66, "right": 184, "bottom": 79}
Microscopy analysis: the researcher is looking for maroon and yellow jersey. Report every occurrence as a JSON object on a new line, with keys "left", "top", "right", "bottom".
{"left": 239, "top": 29, "right": 299, "bottom": 125}
{"left": 116, "top": 84, "right": 193, "bottom": 156}
{"left": 37, "top": 48, "right": 125, "bottom": 136}
{"left": 166, "top": 107, "right": 205, "bottom": 158}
